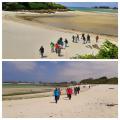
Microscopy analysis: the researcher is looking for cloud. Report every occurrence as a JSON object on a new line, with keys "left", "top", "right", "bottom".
{"left": 2, "top": 61, "right": 118, "bottom": 82}
{"left": 57, "top": 61, "right": 118, "bottom": 81}
{"left": 10, "top": 61, "right": 37, "bottom": 72}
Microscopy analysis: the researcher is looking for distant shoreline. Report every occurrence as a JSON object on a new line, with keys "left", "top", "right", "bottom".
{"left": 68, "top": 7, "right": 118, "bottom": 13}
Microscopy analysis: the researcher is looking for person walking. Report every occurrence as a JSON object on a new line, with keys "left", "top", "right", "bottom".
{"left": 58, "top": 88, "right": 61, "bottom": 100}
{"left": 66, "top": 88, "right": 69, "bottom": 98}
{"left": 50, "top": 42, "right": 54, "bottom": 52}
{"left": 74, "top": 87, "right": 77, "bottom": 95}
{"left": 77, "top": 86, "right": 80, "bottom": 94}
{"left": 96, "top": 35, "right": 99, "bottom": 43}
{"left": 87, "top": 34, "right": 90, "bottom": 43}
{"left": 39, "top": 46, "right": 44, "bottom": 58}
{"left": 67, "top": 88, "right": 73, "bottom": 100}
{"left": 81, "top": 33, "right": 85, "bottom": 39}
{"left": 77, "top": 34, "right": 79, "bottom": 41}
{"left": 58, "top": 46, "right": 61, "bottom": 56}
{"left": 64, "top": 39, "right": 68, "bottom": 48}
{"left": 58, "top": 37, "right": 64, "bottom": 48}
{"left": 72, "top": 35, "right": 75, "bottom": 42}
{"left": 55, "top": 43, "right": 59, "bottom": 54}
{"left": 54, "top": 88, "right": 60, "bottom": 103}
{"left": 83, "top": 36, "right": 86, "bottom": 44}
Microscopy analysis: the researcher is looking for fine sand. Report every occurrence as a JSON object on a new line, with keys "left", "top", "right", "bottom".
{"left": 2, "top": 85, "right": 118, "bottom": 118}
{"left": 2, "top": 11, "right": 118, "bottom": 59}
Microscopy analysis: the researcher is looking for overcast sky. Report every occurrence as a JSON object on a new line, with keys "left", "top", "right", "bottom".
{"left": 2, "top": 61, "right": 118, "bottom": 83}
{"left": 57, "top": 2, "right": 118, "bottom": 8}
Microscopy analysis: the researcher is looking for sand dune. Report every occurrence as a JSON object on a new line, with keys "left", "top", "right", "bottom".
{"left": 2, "top": 11, "right": 117, "bottom": 59}
{"left": 2, "top": 85, "right": 118, "bottom": 118}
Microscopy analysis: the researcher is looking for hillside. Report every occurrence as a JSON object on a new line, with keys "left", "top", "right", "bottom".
{"left": 2, "top": 2, "right": 68, "bottom": 11}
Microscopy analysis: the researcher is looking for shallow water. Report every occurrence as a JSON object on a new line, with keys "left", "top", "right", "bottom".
{"left": 69, "top": 7, "right": 118, "bottom": 13}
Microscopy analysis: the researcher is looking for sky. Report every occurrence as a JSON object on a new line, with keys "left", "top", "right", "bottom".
{"left": 57, "top": 2, "right": 118, "bottom": 8}
{"left": 2, "top": 61, "right": 118, "bottom": 83}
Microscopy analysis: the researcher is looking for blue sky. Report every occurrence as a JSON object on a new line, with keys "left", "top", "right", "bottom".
{"left": 57, "top": 2, "right": 118, "bottom": 8}
{"left": 2, "top": 61, "right": 118, "bottom": 83}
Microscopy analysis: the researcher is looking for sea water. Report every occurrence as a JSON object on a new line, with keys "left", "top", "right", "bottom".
{"left": 69, "top": 7, "right": 118, "bottom": 13}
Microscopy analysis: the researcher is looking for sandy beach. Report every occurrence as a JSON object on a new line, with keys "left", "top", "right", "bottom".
{"left": 2, "top": 11, "right": 118, "bottom": 59}
{"left": 2, "top": 84, "right": 118, "bottom": 118}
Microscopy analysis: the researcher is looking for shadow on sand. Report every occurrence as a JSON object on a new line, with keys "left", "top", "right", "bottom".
{"left": 49, "top": 101, "right": 56, "bottom": 103}
{"left": 58, "top": 54, "right": 64, "bottom": 57}
{"left": 86, "top": 45, "right": 93, "bottom": 49}
{"left": 40, "top": 55, "right": 47, "bottom": 58}
{"left": 92, "top": 44, "right": 100, "bottom": 50}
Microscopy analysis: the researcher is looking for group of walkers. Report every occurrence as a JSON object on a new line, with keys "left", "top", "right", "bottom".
{"left": 74, "top": 86, "right": 80, "bottom": 95}
{"left": 50, "top": 37, "right": 68, "bottom": 57}
{"left": 39, "top": 34, "right": 99, "bottom": 58}
{"left": 53, "top": 86, "right": 81, "bottom": 104}
{"left": 72, "top": 33, "right": 99, "bottom": 44}
{"left": 39, "top": 37, "right": 68, "bottom": 58}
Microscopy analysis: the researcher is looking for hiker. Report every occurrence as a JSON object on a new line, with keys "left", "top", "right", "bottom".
{"left": 77, "top": 34, "right": 79, "bottom": 41}
{"left": 72, "top": 35, "right": 75, "bottom": 42}
{"left": 83, "top": 36, "right": 86, "bottom": 44}
{"left": 74, "top": 87, "right": 77, "bottom": 95}
{"left": 55, "top": 43, "right": 59, "bottom": 54}
{"left": 54, "top": 88, "right": 60, "bottom": 103}
{"left": 89, "top": 85, "right": 90, "bottom": 88}
{"left": 50, "top": 42, "right": 54, "bottom": 52}
{"left": 58, "top": 37, "right": 64, "bottom": 48}
{"left": 58, "top": 88, "right": 61, "bottom": 100}
{"left": 96, "top": 35, "right": 99, "bottom": 43}
{"left": 64, "top": 38, "right": 68, "bottom": 48}
{"left": 77, "top": 86, "right": 80, "bottom": 94}
{"left": 67, "top": 88, "right": 73, "bottom": 100}
{"left": 39, "top": 46, "right": 44, "bottom": 58}
{"left": 87, "top": 34, "right": 90, "bottom": 43}
{"left": 81, "top": 33, "right": 85, "bottom": 39}
{"left": 58, "top": 47, "right": 61, "bottom": 56}
{"left": 66, "top": 88, "right": 69, "bottom": 97}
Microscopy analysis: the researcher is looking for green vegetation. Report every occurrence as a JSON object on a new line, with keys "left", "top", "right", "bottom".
{"left": 2, "top": 2, "right": 67, "bottom": 11}
{"left": 80, "top": 77, "right": 118, "bottom": 84}
{"left": 72, "top": 40, "right": 118, "bottom": 59}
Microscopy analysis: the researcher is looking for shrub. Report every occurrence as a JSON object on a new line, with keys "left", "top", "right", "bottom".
{"left": 72, "top": 40, "right": 118, "bottom": 59}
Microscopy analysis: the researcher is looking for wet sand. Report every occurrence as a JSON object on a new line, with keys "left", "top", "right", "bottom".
{"left": 2, "top": 11, "right": 118, "bottom": 59}
{"left": 18, "top": 11, "right": 118, "bottom": 36}
{"left": 2, "top": 85, "right": 118, "bottom": 118}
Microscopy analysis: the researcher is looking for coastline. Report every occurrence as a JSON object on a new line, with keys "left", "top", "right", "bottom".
{"left": 2, "top": 84, "right": 118, "bottom": 118}
{"left": 3, "top": 10, "right": 118, "bottom": 36}
{"left": 2, "top": 84, "right": 93, "bottom": 100}
{"left": 2, "top": 11, "right": 118, "bottom": 59}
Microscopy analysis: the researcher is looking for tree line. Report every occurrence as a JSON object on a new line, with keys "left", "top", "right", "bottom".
{"left": 2, "top": 2, "right": 67, "bottom": 11}
{"left": 80, "top": 77, "right": 118, "bottom": 84}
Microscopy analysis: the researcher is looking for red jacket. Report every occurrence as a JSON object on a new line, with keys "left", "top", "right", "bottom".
{"left": 55, "top": 43, "right": 59, "bottom": 49}
{"left": 67, "top": 88, "right": 73, "bottom": 95}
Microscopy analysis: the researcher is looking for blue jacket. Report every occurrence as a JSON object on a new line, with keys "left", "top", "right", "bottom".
{"left": 54, "top": 89, "right": 60, "bottom": 96}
